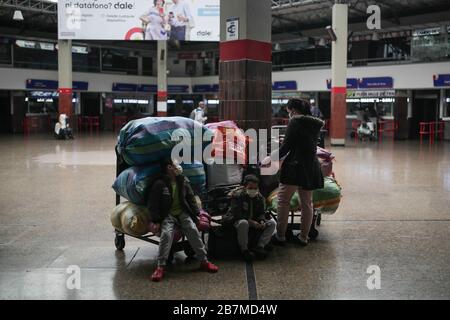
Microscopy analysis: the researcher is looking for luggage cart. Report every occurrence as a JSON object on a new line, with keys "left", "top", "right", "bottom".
{"left": 113, "top": 146, "right": 197, "bottom": 261}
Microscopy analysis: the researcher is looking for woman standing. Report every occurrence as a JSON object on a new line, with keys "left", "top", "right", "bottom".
{"left": 140, "top": 0, "right": 169, "bottom": 40}
{"left": 263, "top": 99, "right": 325, "bottom": 246}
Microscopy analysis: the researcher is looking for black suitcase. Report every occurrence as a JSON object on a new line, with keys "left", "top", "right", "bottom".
{"left": 207, "top": 226, "right": 263, "bottom": 259}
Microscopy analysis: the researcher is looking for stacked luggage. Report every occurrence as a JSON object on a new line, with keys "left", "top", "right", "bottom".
{"left": 110, "top": 117, "right": 342, "bottom": 257}
{"left": 111, "top": 117, "right": 214, "bottom": 254}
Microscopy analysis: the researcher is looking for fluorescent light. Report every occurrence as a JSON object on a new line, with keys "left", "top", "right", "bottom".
{"left": 13, "top": 10, "right": 24, "bottom": 21}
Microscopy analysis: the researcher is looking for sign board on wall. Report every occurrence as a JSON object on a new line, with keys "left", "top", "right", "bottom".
{"left": 326, "top": 79, "right": 358, "bottom": 90}
{"left": 273, "top": 81, "right": 297, "bottom": 91}
{"left": 326, "top": 77, "right": 394, "bottom": 90}
{"left": 347, "top": 90, "right": 395, "bottom": 98}
{"left": 58, "top": 0, "right": 220, "bottom": 41}
{"left": 433, "top": 74, "right": 450, "bottom": 87}
{"left": 26, "top": 79, "right": 88, "bottom": 90}
{"left": 226, "top": 17, "right": 239, "bottom": 41}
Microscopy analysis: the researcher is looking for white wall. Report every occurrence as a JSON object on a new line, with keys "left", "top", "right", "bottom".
{"left": 1, "top": 60, "right": 450, "bottom": 92}
{"left": 0, "top": 68, "right": 189, "bottom": 92}
{"left": 272, "top": 61, "right": 450, "bottom": 91}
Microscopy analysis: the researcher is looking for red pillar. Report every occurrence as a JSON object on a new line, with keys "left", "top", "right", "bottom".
{"left": 219, "top": 0, "right": 272, "bottom": 132}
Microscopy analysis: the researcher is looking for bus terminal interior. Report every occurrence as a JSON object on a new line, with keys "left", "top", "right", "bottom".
{"left": 0, "top": 0, "right": 449, "bottom": 300}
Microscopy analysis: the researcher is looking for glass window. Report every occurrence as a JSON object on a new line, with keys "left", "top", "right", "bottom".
{"left": 102, "top": 49, "right": 138, "bottom": 75}
{"left": 0, "top": 41, "right": 12, "bottom": 65}
{"left": 142, "top": 57, "right": 153, "bottom": 76}
{"left": 14, "top": 42, "right": 58, "bottom": 70}
{"left": 73, "top": 47, "right": 100, "bottom": 73}
{"left": 445, "top": 90, "right": 450, "bottom": 118}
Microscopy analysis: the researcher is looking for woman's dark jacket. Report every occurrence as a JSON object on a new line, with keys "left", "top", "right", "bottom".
{"left": 147, "top": 175, "right": 200, "bottom": 223}
{"left": 277, "top": 115, "right": 325, "bottom": 190}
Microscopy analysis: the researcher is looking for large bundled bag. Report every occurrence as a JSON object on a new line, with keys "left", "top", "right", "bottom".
{"left": 112, "top": 161, "right": 206, "bottom": 205}
{"left": 205, "top": 121, "right": 248, "bottom": 164}
{"left": 316, "top": 147, "right": 335, "bottom": 177}
{"left": 111, "top": 202, "right": 150, "bottom": 236}
{"left": 312, "top": 176, "right": 342, "bottom": 214}
{"left": 117, "top": 117, "right": 213, "bottom": 166}
{"left": 112, "top": 164, "right": 160, "bottom": 205}
{"left": 267, "top": 189, "right": 301, "bottom": 212}
{"left": 266, "top": 177, "right": 342, "bottom": 215}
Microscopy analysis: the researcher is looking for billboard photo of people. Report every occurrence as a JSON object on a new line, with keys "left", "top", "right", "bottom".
{"left": 140, "top": 0, "right": 169, "bottom": 40}
{"left": 58, "top": 0, "right": 220, "bottom": 42}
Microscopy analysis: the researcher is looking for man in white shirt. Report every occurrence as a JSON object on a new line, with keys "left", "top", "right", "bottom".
{"left": 190, "top": 101, "right": 207, "bottom": 124}
{"left": 168, "top": 0, "right": 194, "bottom": 41}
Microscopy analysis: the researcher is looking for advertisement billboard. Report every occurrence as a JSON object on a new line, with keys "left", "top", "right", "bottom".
{"left": 58, "top": 0, "right": 220, "bottom": 41}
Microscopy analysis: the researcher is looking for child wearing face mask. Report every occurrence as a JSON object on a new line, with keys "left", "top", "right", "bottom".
{"left": 221, "top": 175, "right": 276, "bottom": 262}
{"left": 147, "top": 158, "right": 218, "bottom": 282}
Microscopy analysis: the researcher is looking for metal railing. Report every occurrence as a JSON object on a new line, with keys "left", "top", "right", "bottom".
{"left": 0, "top": 0, "right": 57, "bottom": 14}
{"left": 272, "top": 56, "right": 414, "bottom": 70}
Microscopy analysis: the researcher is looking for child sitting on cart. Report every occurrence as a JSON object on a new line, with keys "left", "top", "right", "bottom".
{"left": 148, "top": 158, "right": 219, "bottom": 282}
{"left": 222, "top": 175, "right": 276, "bottom": 262}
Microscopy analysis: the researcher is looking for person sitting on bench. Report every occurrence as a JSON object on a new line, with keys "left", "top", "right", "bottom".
{"left": 222, "top": 174, "right": 276, "bottom": 262}
{"left": 148, "top": 158, "right": 219, "bottom": 282}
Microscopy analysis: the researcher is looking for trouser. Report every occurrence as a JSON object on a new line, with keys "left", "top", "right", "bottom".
{"left": 170, "top": 26, "right": 186, "bottom": 41}
{"left": 276, "top": 183, "right": 313, "bottom": 241}
{"left": 157, "top": 212, "right": 207, "bottom": 266}
{"left": 234, "top": 219, "right": 276, "bottom": 251}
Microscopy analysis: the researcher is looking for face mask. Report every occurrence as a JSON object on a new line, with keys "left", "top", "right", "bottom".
{"left": 171, "top": 162, "right": 183, "bottom": 176}
{"left": 174, "top": 164, "right": 183, "bottom": 176}
{"left": 246, "top": 189, "right": 258, "bottom": 198}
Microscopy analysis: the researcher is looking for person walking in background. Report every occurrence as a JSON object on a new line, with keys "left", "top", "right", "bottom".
{"left": 262, "top": 99, "right": 325, "bottom": 246}
{"left": 140, "top": 0, "right": 169, "bottom": 40}
{"left": 190, "top": 101, "right": 207, "bottom": 124}
{"left": 168, "top": 0, "right": 194, "bottom": 41}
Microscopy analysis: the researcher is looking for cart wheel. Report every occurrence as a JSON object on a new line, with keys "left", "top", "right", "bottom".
{"left": 316, "top": 213, "right": 322, "bottom": 226}
{"left": 308, "top": 227, "right": 319, "bottom": 241}
{"left": 114, "top": 234, "right": 125, "bottom": 251}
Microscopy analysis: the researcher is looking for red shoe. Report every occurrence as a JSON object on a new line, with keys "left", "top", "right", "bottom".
{"left": 200, "top": 260, "right": 219, "bottom": 273}
{"left": 151, "top": 266, "right": 165, "bottom": 282}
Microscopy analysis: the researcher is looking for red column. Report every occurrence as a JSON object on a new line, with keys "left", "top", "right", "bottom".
{"left": 58, "top": 88, "right": 73, "bottom": 116}
{"left": 157, "top": 91, "right": 168, "bottom": 117}
{"left": 330, "top": 86, "right": 347, "bottom": 144}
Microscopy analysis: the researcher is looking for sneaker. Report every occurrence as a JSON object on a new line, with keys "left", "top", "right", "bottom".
{"left": 271, "top": 235, "right": 286, "bottom": 247}
{"left": 241, "top": 250, "right": 254, "bottom": 262}
{"left": 252, "top": 247, "right": 268, "bottom": 260}
{"left": 291, "top": 235, "right": 308, "bottom": 247}
{"left": 200, "top": 260, "right": 219, "bottom": 273}
{"left": 264, "top": 243, "right": 274, "bottom": 252}
{"left": 151, "top": 266, "right": 165, "bottom": 282}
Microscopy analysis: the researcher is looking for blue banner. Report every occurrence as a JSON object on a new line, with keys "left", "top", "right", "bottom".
{"left": 273, "top": 81, "right": 297, "bottom": 91}
{"left": 26, "top": 79, "right": 88, "bottom": 90}
{"left": 193, "top": 84, "right": 219, "bottom": 93}
{"left": 326, "top": 78, "right": 358, "bottom": 90}
{"left": 26, "top": 79, "right": 58, "bottom": 90}
{"left": 73, "top": 81, "right": 89, "bottom": 91}
{"left": 112, "top": 83, "right": 138, "bottom": 92}
{"left": 433, "top": 74, "right": 450, "bottom": 87}
{"left": 137, "top": 84, "right": 158, "bottom": 92}
{"left": 358, "top": 77, "right": 393, "bottom": 89}
{"left": 168, "top": 85, "right": 190, "bottom": 93}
